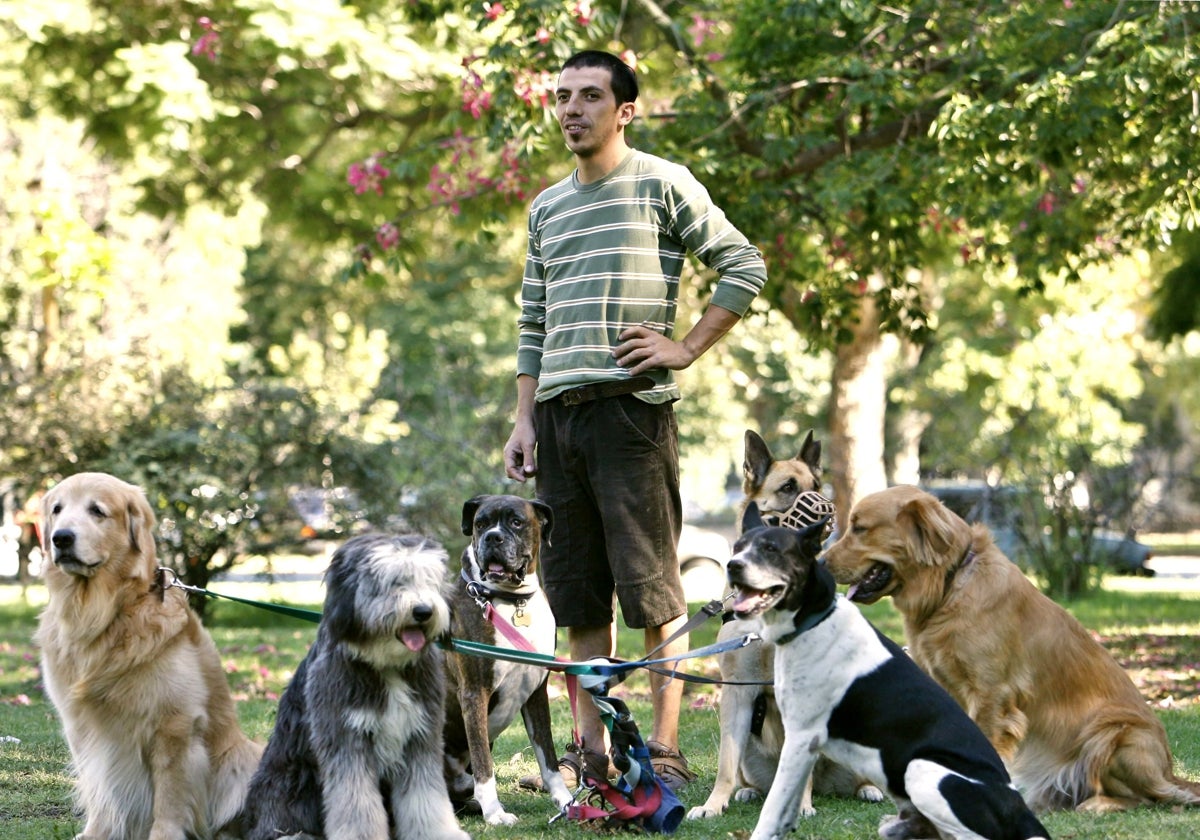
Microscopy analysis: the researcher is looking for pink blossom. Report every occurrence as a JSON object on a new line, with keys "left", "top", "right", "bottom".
{"left": 427, "top": 166, "right": 463, "bottom": 214}
{"left": 572, "top": 0, "right": 593, "bottom": 27}
{"left": 688, "top": 14, "right": 717, "bottom": 48}
{"left": 535, "top": 26, "right": 551, "bottom": 45}
{"left": 514, "top": 69, "right": 555, "bottom": 109}
{"left": 440, "top": 129, "right": 476, "bottom": 164}
{"left": 375, "top": 222, "right": 400, "bottom": 251}
{"left": 1037, "top": 192, "right": 1057, "bottom": 215}
{"left": 484, "top": 1, "right": 504, "bottom": 21}
{"left": 460, "top": 70, "right": 493, "bottom": 118}
{"left": 619, "top": 50, "right": 638, "bottom": 71}
{"left": 347, "top": 154, "right": 391, "bottom": 196}
{"left": 191, "top": 17, "right": 220, "bottom": 60}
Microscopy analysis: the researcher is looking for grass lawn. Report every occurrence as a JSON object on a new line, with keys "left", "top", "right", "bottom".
{"left": 2, "top": 562, "right": 1198, "bottom": 839}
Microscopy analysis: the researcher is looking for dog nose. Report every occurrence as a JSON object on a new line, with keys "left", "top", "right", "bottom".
{"left": 727, "top": 558, "right": 745, "bottom": 575}
{"left": 413, "top": 603, "right": 434, "bottom": 623}
{"left": 52, "top": 530, "right": 76, "bottom": 551}
{"left": 482, "top": 531, "right": 503, "bottom": 546}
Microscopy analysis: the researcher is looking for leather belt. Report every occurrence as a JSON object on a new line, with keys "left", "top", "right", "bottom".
{"left": 557, "top": 376, "right": 656, "bottom": 407}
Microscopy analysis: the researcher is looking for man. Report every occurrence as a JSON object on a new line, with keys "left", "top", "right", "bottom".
{"left": 503, "top": 50, "right": 766, "bottom": 793}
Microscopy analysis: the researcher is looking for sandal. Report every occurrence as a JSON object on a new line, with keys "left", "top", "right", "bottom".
{"left": 518, "top": 742, "right": 614, "bottom": 791}
{"left": 646, "top": 740, "right": 695, "bottom": 792}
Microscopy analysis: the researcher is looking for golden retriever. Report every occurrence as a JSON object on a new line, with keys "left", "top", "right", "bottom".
{"left": 34, "top": 472, "right": 262, "bottom": 840}
{"left": 823, "top": 484, "right": 1200, "bottom": 813}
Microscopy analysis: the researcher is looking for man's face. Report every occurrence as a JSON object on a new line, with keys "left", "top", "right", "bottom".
{"left": 554, "top": 65, "right": 634, "bottom": 159}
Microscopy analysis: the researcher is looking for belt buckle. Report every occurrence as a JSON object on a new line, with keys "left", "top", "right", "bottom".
{"left": 560, "top": 387, "right": 586, "bottom": 407}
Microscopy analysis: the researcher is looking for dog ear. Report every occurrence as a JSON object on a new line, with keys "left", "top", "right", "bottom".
{"left": 796, "top": 517, "right": 828, "bottom": 558}
{"left": 127, "top": 488, "right": 158, "bottom": 561}
{"left": 797, "top": 430, "right": 821, "bottom": 474}
{"left": 39, "top": 488, "right": 57, "bottom": 553}
{"left": 741, "top": 501, "right": 766, "bottom": 534}
{"left": 322, "top": 549, "right": 362, "bottom": 642}
{"left": 461, "top": 496, "right": 487, "bottom": 536}
{"left": 899, "top": 494, "right": 961, "bottom": 566}
{"left": 742, "top": 430, "right": 773, "bottom": 493}
{"left": 530, "top": 499, "right": 554, "bottom": 545}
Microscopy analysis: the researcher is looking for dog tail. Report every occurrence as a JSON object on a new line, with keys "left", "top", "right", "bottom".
{"left": 1156, "top": 772, "right": 1200, "bottom": 806}
{"left": 1077, "top": 709, "right": 1200, "bottom": 807}
{"left": 211, "top": 736, "right": 266, "bottom": 830}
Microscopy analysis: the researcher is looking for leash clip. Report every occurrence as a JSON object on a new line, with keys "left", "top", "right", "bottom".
{"left": 153, "top": 566, "right": 205, "bottom": 597}
{"left": 464, "top": 579, "right": 491, "bottom": 612}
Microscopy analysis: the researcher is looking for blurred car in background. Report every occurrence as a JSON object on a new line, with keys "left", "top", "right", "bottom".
{"left": 924, "top": 481, "right": 1154, "bottom": 577}
{"left": 678, "top": 523, "right": 733, "bottom": 603}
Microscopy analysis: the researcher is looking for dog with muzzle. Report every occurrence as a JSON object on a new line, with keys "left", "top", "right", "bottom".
{"left": 728, "top": 503, "right": 1050, "bottom": 840}
{"left": 241, "top": 532, "right": 470, "bottom": 840}
{"left": 689, "top": 431, "right": 879, "bottom": 823}
{"left": 443, "top": 494, "right": 571, "bottom": 825}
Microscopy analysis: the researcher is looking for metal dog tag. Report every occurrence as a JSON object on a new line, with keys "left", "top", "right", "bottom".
{"left": 512, "top": 599, "right": 532, "bottom": 627}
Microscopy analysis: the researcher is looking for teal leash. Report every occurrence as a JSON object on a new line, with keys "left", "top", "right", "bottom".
{"left": 155, "top": 566, "right": 324, "bottom": 623}
{"left": 156, "top": 567, "right": 758, "bottom": 681}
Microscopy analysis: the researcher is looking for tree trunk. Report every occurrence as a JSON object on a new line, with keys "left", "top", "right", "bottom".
{"left": 828, "top": 292, "right": 889, "bottom": 532}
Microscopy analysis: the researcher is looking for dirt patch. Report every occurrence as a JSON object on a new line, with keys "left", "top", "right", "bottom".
{"left": 1103, "top": 633, "right": 1200, "bottom": 708}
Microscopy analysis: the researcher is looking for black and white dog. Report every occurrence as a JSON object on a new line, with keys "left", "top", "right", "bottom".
{"left": 443, "top": 495, "right": 571, "bottom": 825}
{"left": 728, "top": 504, "right": 1051, "bottom": 840}
{"left": 241, "top": 533, "right": 470, "bottom": 840}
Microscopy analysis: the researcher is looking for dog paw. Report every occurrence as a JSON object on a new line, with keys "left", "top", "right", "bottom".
{"left": 857, "top": 783, "right": 885, "bottom": 802}
{"left": 484, "top": 809, "right": 519, "bottom": 827}
{"left": 733, "top": 786, "right": 764, "bottom": 802}
{"left": 799, "top": 803, "right": 817, "bottom": 817}
{"left": 686, "top": 805, "right": 723, "bottom": 820}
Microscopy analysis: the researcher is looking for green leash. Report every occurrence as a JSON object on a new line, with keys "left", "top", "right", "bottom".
{"left": 156, "top": 567, "right": 756, "bottom": 678}
{"left": 155, "top": 567, "right": 324, "bottom": 623}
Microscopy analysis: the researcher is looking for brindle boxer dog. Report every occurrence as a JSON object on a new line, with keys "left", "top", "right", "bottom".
{"left": 443, "top": 494, "right": 572, "bottom": 826}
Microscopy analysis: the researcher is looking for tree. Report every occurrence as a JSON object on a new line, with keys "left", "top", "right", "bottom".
{"left": 5, "top": 1, "right": 1198, "bottom": 547}
{"left": 441, "top": 0, "right": 1200, "bottom": 520}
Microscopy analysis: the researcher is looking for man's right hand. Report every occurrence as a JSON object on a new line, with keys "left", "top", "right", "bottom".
{"left": 505, "top": 374, "right": 540, "bottom": 482}
{"left": 504, "top": 423, "right": 538, "bottom": 482}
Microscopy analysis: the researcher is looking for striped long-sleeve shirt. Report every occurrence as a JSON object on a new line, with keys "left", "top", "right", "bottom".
{"left": 517, "top": 149, "right": 767, "bottom": 403}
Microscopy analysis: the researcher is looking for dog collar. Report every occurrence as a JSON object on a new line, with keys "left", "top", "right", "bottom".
{"left": 775, "top": 598, "right": 837, "bottom": 646}
{"left": 943, "top": 546, "right": 978, "bottom": 591}
{"left": 461, "top": 569, "right": 537, "bottom": 603}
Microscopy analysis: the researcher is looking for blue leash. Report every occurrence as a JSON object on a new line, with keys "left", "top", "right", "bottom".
{"left": 158, "top": 569, "right": 757, "bottom": 682}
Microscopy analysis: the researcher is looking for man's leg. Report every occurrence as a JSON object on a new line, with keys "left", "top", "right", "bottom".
{"left": 645, "top": 614, "right": 688, "bottom": 748}
{"left": 569, "top": 622, "right": 615, "bottom": 752}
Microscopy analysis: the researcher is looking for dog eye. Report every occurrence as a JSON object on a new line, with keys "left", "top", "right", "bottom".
{"left": 87, "top": 503, "right": 106, "bottom": 519}
{"left": 51, "top": 502, "right": 62, "bottom": 515}
{"left": 780, "top": 479, "right": 797, "bottom": 494}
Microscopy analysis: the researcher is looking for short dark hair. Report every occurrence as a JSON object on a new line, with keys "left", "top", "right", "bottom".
{"left": 561, "top": 50, "right": 638, "bottom": 105}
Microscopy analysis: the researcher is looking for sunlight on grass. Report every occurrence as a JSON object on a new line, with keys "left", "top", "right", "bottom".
{"left": 3, "top": 565, "right": 1198, "bottom": 840}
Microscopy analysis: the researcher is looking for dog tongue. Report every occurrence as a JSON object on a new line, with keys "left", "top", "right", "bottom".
{"left": 400, "top": 629, "right": 427, "bottom": 652}
{"left": 846, "top": 583, "right": 860, "bottom": 601}
{"left": 731, "top": 588, "right": 766, "bottom": 613}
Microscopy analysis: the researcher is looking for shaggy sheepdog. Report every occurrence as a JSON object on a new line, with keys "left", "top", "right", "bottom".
{"left": 241, "top": 533, "right": 470, "bottom": 840}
